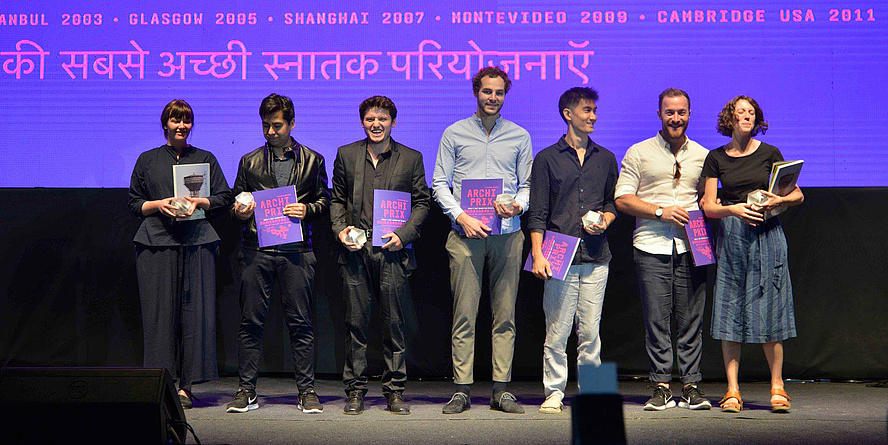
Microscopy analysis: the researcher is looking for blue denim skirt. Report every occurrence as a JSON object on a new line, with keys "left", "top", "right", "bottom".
{"left": 710, "top": 216, "right": 797, "bottom": 343}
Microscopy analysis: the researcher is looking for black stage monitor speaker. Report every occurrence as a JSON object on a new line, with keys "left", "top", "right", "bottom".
{"left": 0, "top": 367, "right": 187, "bottom": 445}
{"left": 571, "top": 394, "right": 627, "bottom": 445}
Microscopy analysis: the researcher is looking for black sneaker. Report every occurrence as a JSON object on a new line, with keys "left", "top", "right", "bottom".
{"left": 490, "top": 391, "right": 525, "bottom": 414}
{"left": 442, "top": 392, "right": 470, "bottom": 414}
{"left": 678, "top": 384, "right": 712, "bottom": 410}
{"left": 226, "top": 388, "right": 258, "bottom": 413}
{"left": 343, "top": 390, "right": 364, "bottom": 415}
{"left": 644, "top": 385, "right": 676, "bottom": 411}
{"left": 298, "top": 390, "right": 324, "bottom": 414}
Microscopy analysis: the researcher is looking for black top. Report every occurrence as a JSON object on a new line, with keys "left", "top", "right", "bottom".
{"left": 272, "top": 148, "right": 298, "bottom": 188}
{"left": 528, "top": 136, "right": 617, "bottom": 265}
{"left": 128, "top": 145, "right": 232, "bottom": 246}
{"left": 330, "top": 138, "right": 430, "bottom": 270}
{"left": 702, "top": 142, "right": 784, "bottom": 204}
{"left": 358, "top": 147, "right": 393, "bottom": 232}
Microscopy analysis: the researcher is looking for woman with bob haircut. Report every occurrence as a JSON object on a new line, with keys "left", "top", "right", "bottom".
{"left": 127, "top": 99, "right": 232, "bottom": 409}
{"left": 700, "top": 95, "right": 804, "bottom": 414}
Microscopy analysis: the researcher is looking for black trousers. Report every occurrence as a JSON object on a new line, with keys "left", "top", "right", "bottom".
{"left": 634, "top": 247, "right": 707, "bottom": 384}
{"left": 237, "top": 249, "right": 316, "bottom": 393}
{"left": 135, "top": 243, "right": 219, "bottom": 392}
{"left": 342, "top": 246, "right": 411, "bottom": 395}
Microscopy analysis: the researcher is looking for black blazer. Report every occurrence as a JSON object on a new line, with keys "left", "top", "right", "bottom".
{"left": 330, "top": 138, "right": 430, "bottom": 269}
{"left": 231, "top": 141, "right": 330, "bottom": 252}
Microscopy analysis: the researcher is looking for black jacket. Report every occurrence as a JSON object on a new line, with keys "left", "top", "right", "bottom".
{"left": 330, "top": 138, "right": 430, "bottom": 269}
{"left": 232, "top": 140, "right": 330, "bottom": 252}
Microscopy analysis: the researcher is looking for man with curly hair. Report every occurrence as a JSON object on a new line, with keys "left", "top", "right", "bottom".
{"left": 433, "top": 67, "right": 532, "bottom": 414}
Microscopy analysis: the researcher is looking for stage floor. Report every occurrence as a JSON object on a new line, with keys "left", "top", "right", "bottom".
{"left": 181, "top": 377, "right": 888, "bottom": 445}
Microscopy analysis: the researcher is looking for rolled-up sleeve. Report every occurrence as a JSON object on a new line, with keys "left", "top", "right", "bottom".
{"left": 527, "top": 153, "right": 549, "bottom": 233}
{"left": 614, "top": 146, "right": 640, "bottom": 199}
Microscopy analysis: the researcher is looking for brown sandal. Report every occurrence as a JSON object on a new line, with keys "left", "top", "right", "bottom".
{"left": 770, "top": 387, "right": 791, "bottom": 413}
{"left": 719, "top": 391, "right": 743, "bottom": 413}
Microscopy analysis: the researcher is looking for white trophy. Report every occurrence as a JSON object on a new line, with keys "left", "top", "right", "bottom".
{"left": 495, "top": 193, "right": 516, "bottom": 207}
{"left": 170, "top": 197, "right": 192, "bottom": 217}
{"left": 346, "top": 228, "right": 367, "bottom": 249}
{"left": 747, "top": 190, "right": 768, "bottom": 209}
{"left": 235, "top": 191, "right": 255, "bottom": 207}
{"left": 582, "top": 210, "right": 604, "bottom": 228}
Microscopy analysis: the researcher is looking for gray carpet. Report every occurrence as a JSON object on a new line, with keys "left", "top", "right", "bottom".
{"left": 180, "top": 377, "right": 888, "bottom": 445}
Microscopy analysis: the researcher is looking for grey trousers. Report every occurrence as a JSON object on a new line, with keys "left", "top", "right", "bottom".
{"left": 446, "top": 230, "right": 524, "bottom": 384}
{"left": 634, "top": 247, "right": 706, "bottom": 384}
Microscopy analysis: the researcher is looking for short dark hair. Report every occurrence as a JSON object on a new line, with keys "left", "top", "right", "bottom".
{"left": 659, "top": 88, "right": 691, "bottom": 110}
{"left": 160, "top": 99, "right": 193, "bottom": 135}
{"left": 472, "top": 66, "right": 512, "bottom": 96}
{"left": 359, "top": 95, "right": 398, "bottom": 121}
{"left": 259, "top": 93, "right": 295, "bottom": 122}
{"left": 717, "top": 95, "right": 768, "bottom": 136}
{"left": 558, "top": 87, "right": 599, "bottom": 124}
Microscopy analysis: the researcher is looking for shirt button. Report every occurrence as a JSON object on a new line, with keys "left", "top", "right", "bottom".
{"left": 579, "top": 188, "right": 584, "bottom": 193}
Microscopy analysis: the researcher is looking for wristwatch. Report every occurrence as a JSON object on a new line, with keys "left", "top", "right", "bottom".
{"left": 655, "top": 206, "right": 663, "bottom": 219}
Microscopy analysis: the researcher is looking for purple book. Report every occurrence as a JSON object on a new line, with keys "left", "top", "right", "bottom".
{"left": 253, "top": 186, "right": 303, "bottom": 248}
{"left": 373, "top": 189, "right": 411, "bottom": 247}
{"left": 461, "top": 178, "right": 502, "bottom": 235}
{"left": 523, "top": 231, "right": 582, "bottom": 281}
{"left": 684, "top": 210, "right": 715, "bottom": 266}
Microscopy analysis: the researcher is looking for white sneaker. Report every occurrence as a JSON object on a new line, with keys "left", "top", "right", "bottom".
{"left": 538, "top": 393, "right": 564, "bottom": 414}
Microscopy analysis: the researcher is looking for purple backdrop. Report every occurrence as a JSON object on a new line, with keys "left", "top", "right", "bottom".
{"left": 1, "top": 0, "right": 885, "bottom": 187}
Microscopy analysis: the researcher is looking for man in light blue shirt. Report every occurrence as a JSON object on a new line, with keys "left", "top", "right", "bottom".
{"left": 433, "top": 66, "right": 532, "bottom": 414}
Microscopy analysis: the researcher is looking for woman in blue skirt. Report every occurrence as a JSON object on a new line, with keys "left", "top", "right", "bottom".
{"left": 700, "top": 96, "right": 804, "bottom": 414}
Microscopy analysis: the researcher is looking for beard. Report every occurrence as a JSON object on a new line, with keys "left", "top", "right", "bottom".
{"left": 663, "top": 123, "right": 687, "bottom": 139}
{"left": 479, "top": 102, "right": 502, "bottom": 117}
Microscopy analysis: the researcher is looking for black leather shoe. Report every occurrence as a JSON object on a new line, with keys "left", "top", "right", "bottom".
{"left": 385, "top": 392, "right": 411, "bottom": 415}
{"left": 442, "top": 392, "right": 470, "bottom": 414}
{"left": 343, "top": 390, "right": 364, "bottom": 415}
{"left": 491, "top": 391, "right": 524, "bottom": 414}
{"left": 179, "top": 393, "right": 193, "bottom": 410}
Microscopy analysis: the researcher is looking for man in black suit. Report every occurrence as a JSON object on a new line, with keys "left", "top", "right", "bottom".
{"left": 226, "top": 93, "right": 330, "bottom": 414}
{"left": 330, "top": 96, "right": 430, "bottom": 415}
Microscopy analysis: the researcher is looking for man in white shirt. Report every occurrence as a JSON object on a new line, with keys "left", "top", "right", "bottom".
{"left": 615, "top": 88, "right": 711, "bottom": 411}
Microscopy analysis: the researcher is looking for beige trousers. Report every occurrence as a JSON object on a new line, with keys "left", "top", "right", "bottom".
{"left": 446, "top": 229, "right": 525, "bottom": 384}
